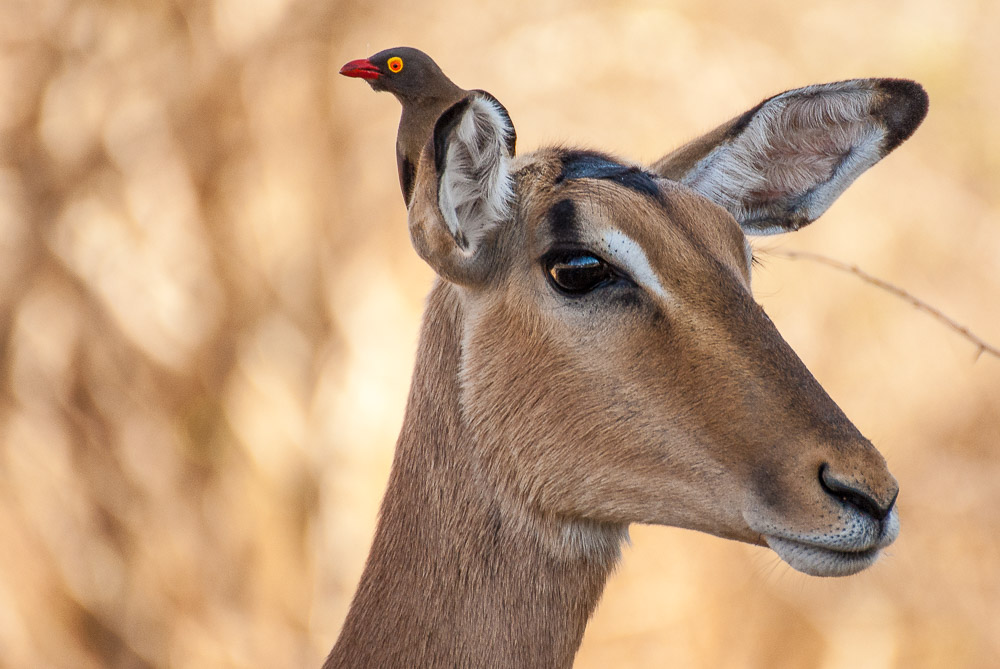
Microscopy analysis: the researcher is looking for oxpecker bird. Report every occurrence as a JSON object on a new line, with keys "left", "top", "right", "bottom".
{"left": 340, "top": 47, "right": 513, "bottom": 206}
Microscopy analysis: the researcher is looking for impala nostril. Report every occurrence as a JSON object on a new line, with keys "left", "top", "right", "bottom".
{"left": 818, "top": 463, "right": 895, "bottom": 522}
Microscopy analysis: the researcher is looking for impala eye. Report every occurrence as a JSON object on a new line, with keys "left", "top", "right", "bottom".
{"left": 545, "top": 253, "right": 616, "bottom": 294}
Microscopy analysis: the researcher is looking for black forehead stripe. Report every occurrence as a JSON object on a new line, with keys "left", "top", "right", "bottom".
{"left": 556, "top": 151, "right": 661, "bottom": 198}
{"left": 547, "top": 198, "right": 579, "bottom": 242}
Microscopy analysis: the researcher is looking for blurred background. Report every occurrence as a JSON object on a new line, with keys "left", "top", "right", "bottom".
{"left": 1, "top": 0, "right": 998, "bottom": 667}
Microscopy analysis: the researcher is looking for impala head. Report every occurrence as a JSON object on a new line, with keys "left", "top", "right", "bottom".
{"left": 407, "top": 81, "right": 927, "bottom": 577}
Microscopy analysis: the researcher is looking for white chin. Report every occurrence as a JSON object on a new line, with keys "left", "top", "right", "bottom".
{"left": 765, "top": 536, "right": 882, "bottom": 577}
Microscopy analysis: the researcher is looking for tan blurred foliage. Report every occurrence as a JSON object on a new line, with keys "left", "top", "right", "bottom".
{"left": 1, "top": 0, "right": 998, "bottom": 667}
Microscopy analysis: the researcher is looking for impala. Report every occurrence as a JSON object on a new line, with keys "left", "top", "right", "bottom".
{"left": 327, "top": 78, "right": 928, "bottom": 668}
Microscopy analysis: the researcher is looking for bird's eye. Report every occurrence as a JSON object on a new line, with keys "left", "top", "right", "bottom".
{"left": 545, "top": 253, "right": 616, "bottom": 294}
{"left": 387, "top": 57, "right": 403, "bottom": 73}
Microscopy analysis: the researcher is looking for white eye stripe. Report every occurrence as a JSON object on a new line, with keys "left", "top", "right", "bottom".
{"left": 599, "top": 229, "right": 671, "bottom": 302}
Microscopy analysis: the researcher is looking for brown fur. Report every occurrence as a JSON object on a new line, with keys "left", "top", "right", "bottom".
{"left": 328, "top": 80, "right": 927, "bottom": 668}
{"left": 325, "top": 283, "right": 619, "bottom": 668}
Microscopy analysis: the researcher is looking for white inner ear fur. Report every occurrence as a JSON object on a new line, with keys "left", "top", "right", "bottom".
{"left": 683, "top": 82, "right": 887, "bottom": 235}
{"left": 438, "top": 97, "right": 515, "bottom": 250}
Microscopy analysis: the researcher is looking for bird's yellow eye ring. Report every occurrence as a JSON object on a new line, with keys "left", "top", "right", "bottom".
{"left": 387, "top": 57, "right": 403, "bottom": 73}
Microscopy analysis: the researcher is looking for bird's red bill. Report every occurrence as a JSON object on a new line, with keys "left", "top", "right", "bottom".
{"left": 340, "top": 59, "right": 381, "bottom": 80}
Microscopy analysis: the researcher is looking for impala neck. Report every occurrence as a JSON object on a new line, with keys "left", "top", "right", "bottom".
{"left": 326, "top": 282, "right": 623, "bottom": 669}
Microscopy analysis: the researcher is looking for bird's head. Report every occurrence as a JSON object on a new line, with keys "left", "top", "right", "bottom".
{"left": 339, "top": 47, "right": 457, "bottom": 100}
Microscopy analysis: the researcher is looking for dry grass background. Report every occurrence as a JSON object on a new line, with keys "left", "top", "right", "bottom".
{"left": 1, "top": 0, "right": 998, "bottom": 667}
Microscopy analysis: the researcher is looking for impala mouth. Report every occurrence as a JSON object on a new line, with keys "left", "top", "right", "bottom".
{"left": 756, "top": 504, "right": 900, "bottom": 577}
{"left": 764, "top": 535, "right": 883, "bottom": 577}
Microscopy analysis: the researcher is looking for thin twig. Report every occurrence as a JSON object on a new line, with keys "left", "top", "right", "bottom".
{"left": 765, "top": 248, "right": 1000, "bottom": 362}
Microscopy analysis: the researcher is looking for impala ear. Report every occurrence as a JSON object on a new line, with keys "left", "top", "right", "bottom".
{"left": 649, "top": 79, "right": 928, "bottom": 235}
{"left": 408, "top": 92, "right": 516, "bottom": 285}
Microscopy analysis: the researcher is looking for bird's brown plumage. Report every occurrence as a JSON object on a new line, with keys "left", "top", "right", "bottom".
{"left": 340, "top": 47, "right": 470, "bottom": 206}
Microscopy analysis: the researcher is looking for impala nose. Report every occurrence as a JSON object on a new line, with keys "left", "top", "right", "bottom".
{"left": 819, "top": 463, "right": 898, "bottom": 522}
